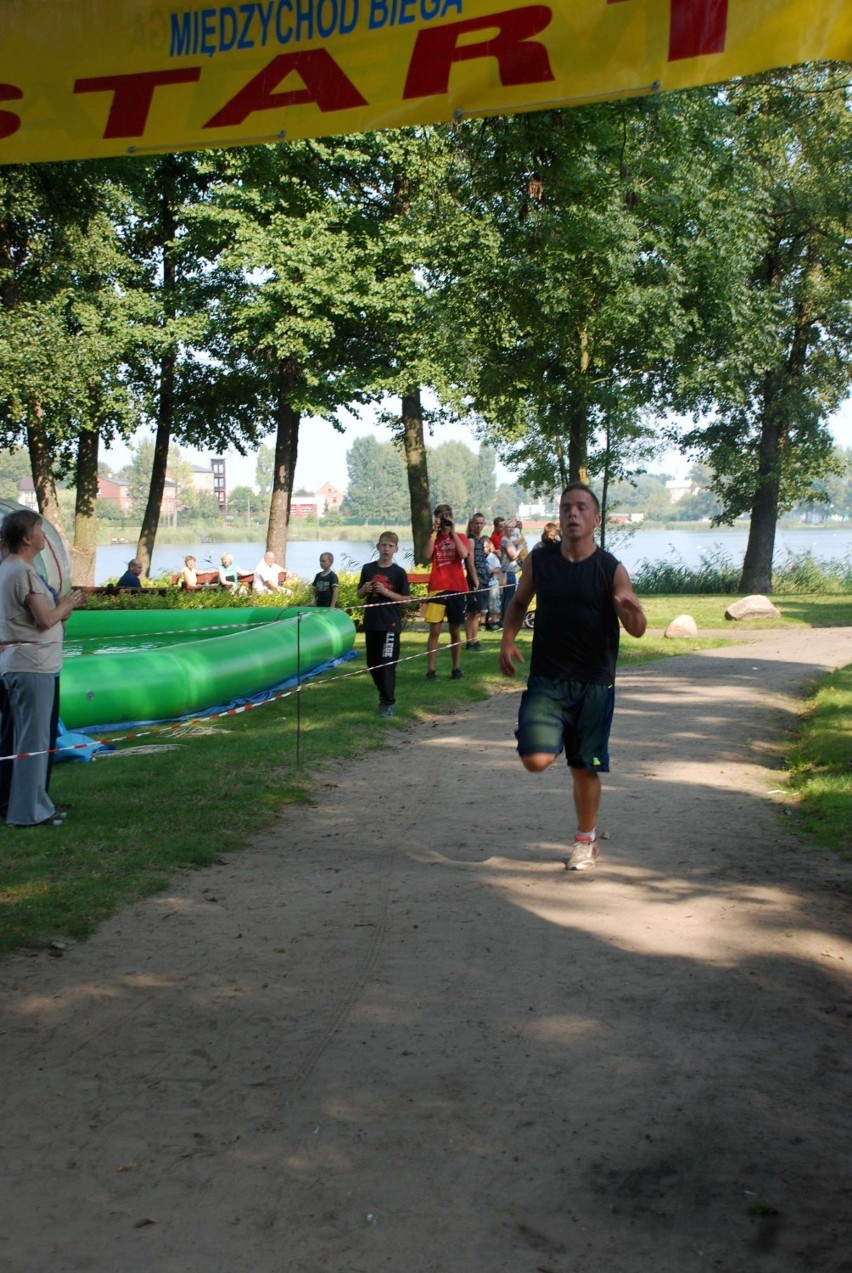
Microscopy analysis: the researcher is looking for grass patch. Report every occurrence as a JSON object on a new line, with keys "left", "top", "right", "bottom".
{"left": 640, "top": 594, "right": 852, "bottom": 630}
{"left": 785, "top": 666, "right": 852, "bottom": 858}
{"left": 0, "top": 607, "right": 845, "bottom": 955}
{"left": 0, "top": 629, "right": 508, "bottom": 954}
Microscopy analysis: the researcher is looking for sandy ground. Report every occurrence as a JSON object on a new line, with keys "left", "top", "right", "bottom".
{"left": 1, "top": 628, "right": 851, "bottom": 1273}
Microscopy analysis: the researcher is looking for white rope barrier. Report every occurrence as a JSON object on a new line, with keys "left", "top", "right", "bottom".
{"left": 0, "top": 579, "right": 522, "bottom": 762}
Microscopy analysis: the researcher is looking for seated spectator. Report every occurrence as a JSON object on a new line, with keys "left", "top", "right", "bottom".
{"left": 253, "top": 550, "right": 289, "bottom": 595}
{"left": 218, "top": 552, "right": 240, "bottom": 592}
{"left": 116, "top": 559, "right": 143, "bottom": 589}
{"left": 180, "top": 555, "right": 199, "bottom": 590}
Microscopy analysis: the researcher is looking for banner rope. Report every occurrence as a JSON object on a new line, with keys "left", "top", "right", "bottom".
{"left": 0, "top": 578, "right": 521, "bottom": 762}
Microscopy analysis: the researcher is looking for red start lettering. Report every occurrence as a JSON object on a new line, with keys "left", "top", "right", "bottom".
{"left": 0, "top": 83, "right": 22, "bottom": 140}
{"left": 668, "top": 0, "right": 728, "bottom": 59}
{"left": 607, "top": 0, "right": 729, "bottom": 61}
{"left": 204, "top": 51, "right": 367, "bottom": 127}
{"left": 74, "top": 69, "right": 202, "bottom": 138}
{"left": 403, "top": 5, "right": 554, "bottom": 100}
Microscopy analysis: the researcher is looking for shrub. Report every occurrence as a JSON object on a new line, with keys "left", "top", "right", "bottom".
{"left": 631, "top": 548, "right": 741, "bottom": 594}
{"left": 771, "top": 550, "right": 851, "bottom": 595}
{"left": 631, "top": 548, "right": 852, "bottom": 596}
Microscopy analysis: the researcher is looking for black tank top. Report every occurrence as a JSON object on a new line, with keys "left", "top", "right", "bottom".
{"left": 529, "top": 543, "right": 620, "bottom": 684}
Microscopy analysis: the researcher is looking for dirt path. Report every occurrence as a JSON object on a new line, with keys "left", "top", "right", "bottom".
{"left": 1, "top": 629, "right": 850, "bottom": 1273}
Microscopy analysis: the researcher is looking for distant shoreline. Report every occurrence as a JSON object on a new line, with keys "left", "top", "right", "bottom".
{"left": 98, "top": 519, "right": 848, "bottom": 547}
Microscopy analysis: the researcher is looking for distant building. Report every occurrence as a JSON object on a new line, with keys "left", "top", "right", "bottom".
{"left": 315, "top": 481, "right": 344, "bottom": 513}
{"left": 290, "top": 483, "right": 344, "bottom": 518}
{"left": 290, "top": 498, "right": 319, "bottom": 519}
{"left": 95, "top": 457, "right": 224, "bottom": 516}
{"left": 665, "top": 478, "right": 696, "bottom": 504}
{"left": 97, "top": 475, "right": 132, "bottom": 514}
{"left": 519, "top": 498, "right": 555, "bottom": 519}
{"left": 17, "top": 476, "right": 38, "bottom": 510}
{"left": 207, "top": 458, "right": 226, "bottom": 509}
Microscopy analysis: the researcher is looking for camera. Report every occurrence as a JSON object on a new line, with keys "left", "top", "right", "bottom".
{"left": 440, "top": 517, "right": 453, "bottom": 530}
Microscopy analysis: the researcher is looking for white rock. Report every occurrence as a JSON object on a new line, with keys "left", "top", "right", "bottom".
{"left": 725, "top": 595, "right": 781, "bottom": 621}
{"left": 664, "top": 614, "right": 699, "bottom": 638}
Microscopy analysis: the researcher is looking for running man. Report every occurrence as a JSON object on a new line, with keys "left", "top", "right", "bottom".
{"left": 499, "top": 482, "right": 646, "bottom": 869}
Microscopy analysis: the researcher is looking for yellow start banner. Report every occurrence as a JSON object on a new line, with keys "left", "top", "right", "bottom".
{"left": 1, "top": 0, "right": 850, "bottom": 163}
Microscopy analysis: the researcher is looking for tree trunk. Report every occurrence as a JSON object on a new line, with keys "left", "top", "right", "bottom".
{"left": 71, "top": 427, "right": 100, "bottom": 586}
{"left": 567, "top": 399, "right": 588, "bottom": 482}
{"left": 401, "top": 387, "right": 432, "bottom": 563}
{"left": 567, "top": 326, "right": 590, "bottom": 480}
{"left": 136, "top": 380, "right": 172, "bottom": 574}
{"left": 267, "top": 365, "right": 299, "bottom": 566}
{"left": 740, "top": 273, "right": 814, "bottom": 596}
{"left": 136, "top": 162, "right": 178, "bottom": 575}
{"left": 554, "top": 436, "right": 568, "bottom": 490}
{"left": 739, "top": 393, "right": 781, "bottom": 594}
{"left": 599, "top": 418, "right": 611, "bottom": 552}
{"left": 27, "top": 400, "right": 67, "bottom": 541}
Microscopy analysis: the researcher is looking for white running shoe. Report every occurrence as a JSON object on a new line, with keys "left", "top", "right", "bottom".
{"left": 566, "top": 838, "right": 600, "bottom": 871}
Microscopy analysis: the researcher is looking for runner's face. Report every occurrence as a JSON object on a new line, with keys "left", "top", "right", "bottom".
{"left": 559, "top": 491, "right": 600, "bottom": 543}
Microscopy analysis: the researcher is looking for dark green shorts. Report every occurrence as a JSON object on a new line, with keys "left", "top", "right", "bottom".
{"left": 516, "top": 676, "right": 615, "bottom": 772}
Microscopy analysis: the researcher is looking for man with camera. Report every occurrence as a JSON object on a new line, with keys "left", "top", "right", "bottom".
{"left": 423, "top": 503, "right": 470, "bottom": 680}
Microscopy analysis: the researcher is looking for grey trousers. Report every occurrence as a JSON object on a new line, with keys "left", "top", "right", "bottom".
{"left": 3, "top": 671, "right": 57, "bottom": 826}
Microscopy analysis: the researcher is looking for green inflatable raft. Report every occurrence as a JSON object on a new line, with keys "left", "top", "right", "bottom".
{"left": 61, "top": 606, "right": 356, "bottom": 730}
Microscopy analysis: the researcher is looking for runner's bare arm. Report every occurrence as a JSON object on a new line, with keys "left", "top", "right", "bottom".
{"left": 499, "top": 565, "right": 536, "bottom": 676}
{"left": 612, "top": 565, "right": 647, "bottom": 638}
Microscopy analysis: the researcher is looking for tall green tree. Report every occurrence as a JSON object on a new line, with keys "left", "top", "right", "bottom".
{"left": 347, "top": 130, "right": 474, "bottom": 560}
{"left": 428, "top": 440, "right": 479, "bottom": 514}
{"left": 675, "top": 66, "right": 851, "bottom": 591}
{"left": 227, "top": 485, "right": 259, "bottom": 519}
{"left": 0, "top": 447, "right": 31, "bottom": 501}
{"left": 0, "top": 162, "right": 138, "bottom": 579}
{"left": 344, "top": 436, "right": 409, "bottom": 523}
{"left": 120, "top": 153, "right": 221, "bottom": 573}
{"left": 428, "top": 97, "right": 716, "bottom": 493}
{"left": 255, "top": 443, "right": 274, "bottom": 496}
{"left": 808, "top": 446, "right": 852, "bottom": 520}
{"left": 198, "top": 140, "right": 394, "bottom": 565}
{"left": 121, "top": 436, "right": 156, "bottom": 517}
{"left": 467, "top": 444, "right": 498, "bottom": 516}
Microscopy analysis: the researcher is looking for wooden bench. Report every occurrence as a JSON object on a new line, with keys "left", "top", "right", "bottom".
{"left": 77, "top": 584, "right": 172, "bottom": 597}
{"left": 168, "top": 568, "right": 288, "bottom": 593}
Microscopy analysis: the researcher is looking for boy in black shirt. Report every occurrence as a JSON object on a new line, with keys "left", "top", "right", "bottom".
{"left": 357, "top": 533, "right": 411, "bottom": 718}
{"left": 311, "top": 552, "right": 339, "bottom": 607}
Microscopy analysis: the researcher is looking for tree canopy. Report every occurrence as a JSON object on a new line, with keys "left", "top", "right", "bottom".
{"left": 1, "top": 66, "right": 848, "bottom": 585}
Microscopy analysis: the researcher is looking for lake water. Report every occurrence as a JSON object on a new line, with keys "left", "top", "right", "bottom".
{"left": 95, "top": 526, "right": 852, "bottom": 584}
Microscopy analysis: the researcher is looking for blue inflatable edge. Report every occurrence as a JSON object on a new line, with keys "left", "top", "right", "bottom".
{"left": 76, "top": 648, "right": 360, "bottom": 738}
{"left": 55, "top": 726, "right": 116, "bottom": 763}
